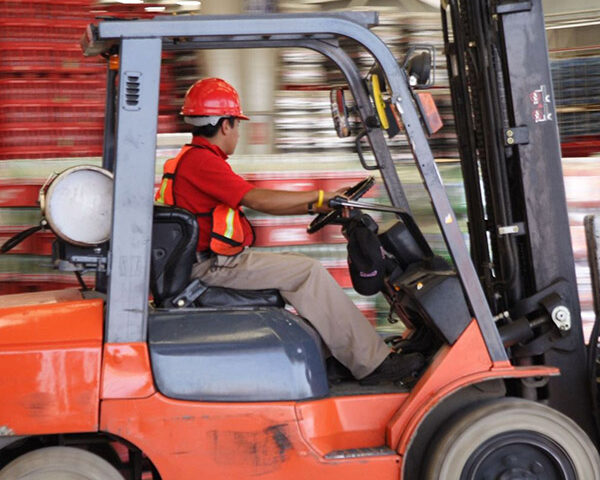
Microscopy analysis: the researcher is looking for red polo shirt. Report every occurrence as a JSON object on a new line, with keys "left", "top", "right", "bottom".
{"left": 172, "top": 136, "right": 255, "bottom": 252}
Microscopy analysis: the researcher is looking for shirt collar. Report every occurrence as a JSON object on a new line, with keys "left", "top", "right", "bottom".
{"left": 191, "top": 136, "right": 228, "bottom": 160}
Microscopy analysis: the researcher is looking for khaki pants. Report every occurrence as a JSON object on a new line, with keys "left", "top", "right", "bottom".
{"left": 191, "top": 249, "right": 390, "bottom": 379}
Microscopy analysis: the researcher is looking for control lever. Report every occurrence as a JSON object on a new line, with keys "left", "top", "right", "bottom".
{"left": 329, "top": 196, "right": 408, "bottom": 214}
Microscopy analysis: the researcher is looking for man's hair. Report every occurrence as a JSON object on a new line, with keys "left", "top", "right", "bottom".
{"left": 191, "top": 117, "right": 235, "bottom": 138}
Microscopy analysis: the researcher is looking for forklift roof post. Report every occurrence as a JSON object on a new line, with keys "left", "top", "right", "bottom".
{"left": 83, "top": 11, "right": 507, "bottom": 362}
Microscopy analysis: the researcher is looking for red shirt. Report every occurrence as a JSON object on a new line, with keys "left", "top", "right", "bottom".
{"left": 172, "top": 136, "right": 255, "bottom": 251}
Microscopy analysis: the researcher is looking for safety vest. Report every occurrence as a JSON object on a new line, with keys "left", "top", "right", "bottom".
{"left": 155, "top": 144, "right": 254, "bottom": 256}
{"left": 155, "top": 145, "right": 194, "bottom": 206}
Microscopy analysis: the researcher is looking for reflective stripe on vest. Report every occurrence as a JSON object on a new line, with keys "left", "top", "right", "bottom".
{"left": 224, "top": 207, "right": 235, "bottom": 239}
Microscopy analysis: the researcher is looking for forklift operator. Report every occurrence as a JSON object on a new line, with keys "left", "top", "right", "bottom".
{"left": 157, "top": 78, "right": 424, "bottom": 384}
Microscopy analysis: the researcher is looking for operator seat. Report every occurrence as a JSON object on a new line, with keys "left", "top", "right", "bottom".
{"left": 150, "top": 205, "right": 284, "bottom": 308}
{"left": 148, "top": 205, "right": 328, "bottom": 403}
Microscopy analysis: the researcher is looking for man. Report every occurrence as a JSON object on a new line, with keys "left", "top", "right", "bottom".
{"left": 158, "top": 77, "right": 424, "bottom": 384}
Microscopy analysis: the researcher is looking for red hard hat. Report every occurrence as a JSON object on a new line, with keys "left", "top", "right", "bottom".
{"left": 181, "top": 78, "right": 249, "bottom": 120}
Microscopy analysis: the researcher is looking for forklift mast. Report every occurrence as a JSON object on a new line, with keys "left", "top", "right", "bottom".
{"left": 442, "top": 0, "right": 596, "bottom": 439}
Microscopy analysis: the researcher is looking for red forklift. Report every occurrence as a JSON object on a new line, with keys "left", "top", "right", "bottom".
{"left": 1, "top": 1, "right": 600, "bottom": 478}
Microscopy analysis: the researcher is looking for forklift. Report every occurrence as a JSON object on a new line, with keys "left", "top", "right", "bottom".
{"left": 1, "top": 1, "right": 600, "bottom": 478}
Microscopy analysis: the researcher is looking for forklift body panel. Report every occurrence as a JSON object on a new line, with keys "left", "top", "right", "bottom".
{"left": 0, "top": 293, "right": 103, "bottom": 434}
{"left": 100, "top": 392, "right": 404, "bottom": 479}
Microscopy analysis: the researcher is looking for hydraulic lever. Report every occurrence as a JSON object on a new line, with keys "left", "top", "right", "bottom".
{"left": 329, "top": 195, "right": 407, "bottom": 214}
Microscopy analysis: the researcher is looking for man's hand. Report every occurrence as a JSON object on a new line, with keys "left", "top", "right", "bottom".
{"left": 316, "top": 186, "right": 350, "bottom": 214}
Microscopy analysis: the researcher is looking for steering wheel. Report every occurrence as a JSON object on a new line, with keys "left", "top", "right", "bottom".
{"left": 307, "top": 176, "right": 375, "bottom": 234}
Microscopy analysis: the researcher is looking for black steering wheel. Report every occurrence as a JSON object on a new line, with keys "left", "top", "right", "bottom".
{"left": 307, "top": 176, "right": 375, "bottom": 234}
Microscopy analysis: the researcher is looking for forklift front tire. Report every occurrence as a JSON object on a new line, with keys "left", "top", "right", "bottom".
{"left": 424, "top": 397, "right": 600, "bottom": 480}
{"left": 0, "top": 446, "right": 124, "bottom": 480}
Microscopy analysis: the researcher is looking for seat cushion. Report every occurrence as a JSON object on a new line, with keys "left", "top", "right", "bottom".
{"left": 197, "top": 286, "right": 285, "bottom": 308}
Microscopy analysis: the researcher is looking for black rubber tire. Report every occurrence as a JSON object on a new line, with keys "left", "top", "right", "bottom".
{"left": 0, "top": 446, "right": 124, "bottom": 480}
{"left": 424, "top": 398, "right": 600, "bottom": 480}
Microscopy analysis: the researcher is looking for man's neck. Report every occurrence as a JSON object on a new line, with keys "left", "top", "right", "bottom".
{"left": 200, "top": 134, "right": 227, "bottom": 153}
{"left": 192, "top": 135, "right": 228, "bottom": 159}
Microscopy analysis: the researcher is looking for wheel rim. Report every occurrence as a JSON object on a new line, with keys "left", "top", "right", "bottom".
{"left": 461, "top": 431, "right": 577, "bottom": 480}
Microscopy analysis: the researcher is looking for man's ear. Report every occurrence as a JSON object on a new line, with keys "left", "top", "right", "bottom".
{"left": 220, "top": 118, "right": 232, "bottom": 136}
{"left": 219, "top": 120, "right": 228, "bottom": 135}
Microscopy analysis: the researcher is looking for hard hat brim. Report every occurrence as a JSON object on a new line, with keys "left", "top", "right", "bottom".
{"left": 183, "top": 114, "right": 251, "bottom": 126}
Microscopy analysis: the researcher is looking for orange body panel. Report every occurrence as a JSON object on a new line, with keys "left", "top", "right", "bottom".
{"left": 296, "top": 393, "right": 408, "bottom": 455}
{"left": 385, "top": 320, "right": 559, "bottom": 461}
{"left": 101, "top": 393, "right": 401, "bottom": 479}
{"left": 387, "top": 320, "right": 494, "bottom": 449}
{"left": 0, "top": 294, "right": 103, "bottom": 434}
{"left": 102, "top": 342, "right": 155, "bottom": 399}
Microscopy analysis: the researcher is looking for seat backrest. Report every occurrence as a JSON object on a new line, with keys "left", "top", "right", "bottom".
{"left": 150, "top": 205, "right": 199, "bottom": 306}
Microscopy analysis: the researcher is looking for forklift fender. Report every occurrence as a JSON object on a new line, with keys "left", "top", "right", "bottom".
{"left": 400, "top": 369, "right": 558, "bottom": 479}
{"left": 386, "top": 321, "right": 559, "bottom": 452}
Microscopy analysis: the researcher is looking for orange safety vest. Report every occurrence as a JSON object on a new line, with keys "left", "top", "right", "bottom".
{"left": 155, "top": 145, "right": 254, "bottom": 256}
{"left": 155, "top": 145, "right": 194, "bottom": 206}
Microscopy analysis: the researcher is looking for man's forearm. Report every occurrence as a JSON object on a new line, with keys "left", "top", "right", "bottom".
{"left": 241, "top": 188, "right": 332, "bottom": 215}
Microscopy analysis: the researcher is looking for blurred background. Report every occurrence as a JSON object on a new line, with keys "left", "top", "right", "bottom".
{"left": 0, "top": 0, "right": 598, "bottom": 336}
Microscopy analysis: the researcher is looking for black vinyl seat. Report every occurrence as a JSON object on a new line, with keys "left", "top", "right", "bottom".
{"left": 150, "top": 205, "right": 284, "bottom": 308}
